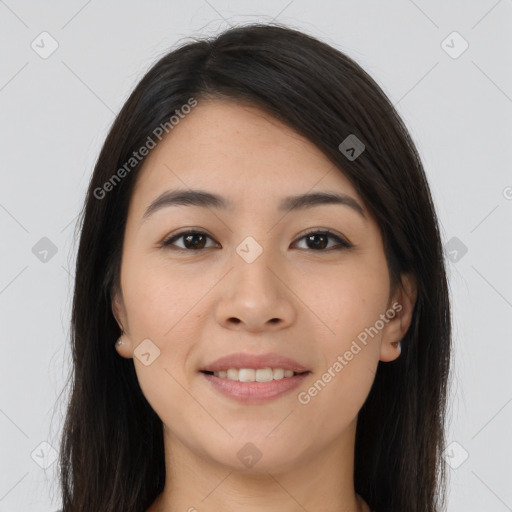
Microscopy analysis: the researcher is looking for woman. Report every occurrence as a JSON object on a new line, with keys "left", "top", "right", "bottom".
{"left": 58, "top": 23, "right": 451, "bottom": 512}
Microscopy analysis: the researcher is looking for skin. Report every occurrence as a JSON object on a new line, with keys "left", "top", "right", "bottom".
{"left": 112, "top": 99, "right": 417, "bottom": 512}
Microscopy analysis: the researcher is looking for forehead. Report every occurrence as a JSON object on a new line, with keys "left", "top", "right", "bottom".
{"left": 129, "top": 99, "right": 363, "bottom": 216}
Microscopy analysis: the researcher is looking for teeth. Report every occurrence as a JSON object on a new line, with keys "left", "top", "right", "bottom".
{"left": 226, "top": 368, "right": 238, "bottom": 380}
{"left": 239, "top": 369, "right": 256, "bottom": 382}
{"left": 212, "top": 368, "right": 299, "bottom": 381}
{"left": 273, "top": 368, "right": 285, "bottom": 380}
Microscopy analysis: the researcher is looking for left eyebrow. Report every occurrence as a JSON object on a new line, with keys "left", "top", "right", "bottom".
{"left": 142, "top": 188, "right": 366, "bottom": 222}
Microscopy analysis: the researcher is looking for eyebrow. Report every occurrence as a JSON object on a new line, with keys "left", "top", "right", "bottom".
{"left": 142, "top": 189, "right": 366, "bottom": 222}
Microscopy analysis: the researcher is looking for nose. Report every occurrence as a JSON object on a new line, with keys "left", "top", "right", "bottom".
{"left": 214, "top": 245, "right": 297, "bottom": 333}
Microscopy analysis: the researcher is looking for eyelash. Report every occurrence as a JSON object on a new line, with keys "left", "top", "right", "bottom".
{"left": 160, "top": 228, "right": 353, "bottom": 252}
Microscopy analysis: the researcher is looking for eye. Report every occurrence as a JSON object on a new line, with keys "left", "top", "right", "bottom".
{"left": 161, "top": 230, "right": 219, "bottom": 251}
{"left": 160, "top": 229, "right": 352, "bottom": 252}
{"left": 292, "top": 229, "right": 352, "bottom": 251}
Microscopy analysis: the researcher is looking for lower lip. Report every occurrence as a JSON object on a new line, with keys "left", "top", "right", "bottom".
{"left": 200, "top": 372, "right": 310, "bottom": 404}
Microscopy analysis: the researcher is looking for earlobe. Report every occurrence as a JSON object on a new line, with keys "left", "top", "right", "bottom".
{"left": 111, "top": 291, "right": 134, "bottom": 359}
{"left": 114, "top": 333, "right": 134, "bottom": 359}
{"left": 380, "top": 338, "right": 402, "bottom": 363}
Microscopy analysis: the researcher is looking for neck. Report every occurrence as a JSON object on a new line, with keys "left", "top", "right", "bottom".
{"left": 148, "top": 418, "right": 368, "bottom": 512}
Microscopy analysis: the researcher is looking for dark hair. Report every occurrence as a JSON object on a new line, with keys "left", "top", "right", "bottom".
{"left": 57, "top": 22, "right": 451, "bottom": 512}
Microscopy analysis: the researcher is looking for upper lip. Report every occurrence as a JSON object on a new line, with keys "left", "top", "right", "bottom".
{"left": 199, "top": 352, "right": 310, "bottom": 373}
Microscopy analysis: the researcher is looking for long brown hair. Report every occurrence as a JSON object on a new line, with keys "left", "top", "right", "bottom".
{"left": 57, "top": 23, "right": 451, "bottom": 512}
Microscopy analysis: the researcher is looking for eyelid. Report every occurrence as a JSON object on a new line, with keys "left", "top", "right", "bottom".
{"left": 160, "top": 228, "right": 219, "bottom": 249}
{"left": 293, "top": 228, "right": 352, "bottom": 249}
{"left": 160, "top": 227, "right": 353, "bottom": 252}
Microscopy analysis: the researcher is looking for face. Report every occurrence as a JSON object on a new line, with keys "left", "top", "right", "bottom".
{"left": 112, "top": 99, "right": 416, "bottom": 474}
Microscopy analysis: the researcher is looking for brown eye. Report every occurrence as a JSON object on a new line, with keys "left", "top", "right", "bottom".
{"left": 293, "top": 230, "right": 352, "bottom": 251}
{"left": 161, "top": 229, "right": 352, "bottom": 252}
{"left": 162, "top": 231, "right": 218, "bottom": 250}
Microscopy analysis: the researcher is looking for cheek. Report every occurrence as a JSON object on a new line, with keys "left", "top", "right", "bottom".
{"left": 123, "top": 257, "right": 206, "bottom": 339}
{"left": 294, "top": 262, "right": 389, "bottom": 424}
{"left": 295, "top": 271, "right": 385, "bottom": 433}
{"left": 121, "top": 261, "right": 205, "bottom": 414}
{"left": 299, "top": 261, "right": 389, "bottom": 349}
{"left": 124, "top": 262, "right": 202, "bottom": 423}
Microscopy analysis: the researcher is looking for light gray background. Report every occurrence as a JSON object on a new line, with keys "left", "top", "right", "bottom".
{"left": 1, "top": 1, "right": 511, "bottom": 510}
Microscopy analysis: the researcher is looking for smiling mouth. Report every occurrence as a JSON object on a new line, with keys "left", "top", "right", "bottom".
{"left": 200, "top": 368, "right": 309, "bottom": 382}
{"left": 199, "top": 368, "right": 311, "bottom": 403}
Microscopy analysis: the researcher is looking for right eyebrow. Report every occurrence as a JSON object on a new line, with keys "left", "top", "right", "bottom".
{"left": 142, "top": 188, "right": 366, "bottom": 222}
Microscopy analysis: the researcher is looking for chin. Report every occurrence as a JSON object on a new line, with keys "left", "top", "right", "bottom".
{"left": 203, "top": 436, "right": 306, "bottom": 474}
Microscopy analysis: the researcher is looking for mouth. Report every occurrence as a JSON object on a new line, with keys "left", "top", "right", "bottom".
{"left": 199, "top": 352, "right": 311, "bottom": 403}
{"left": 200, "top": 368, "right": 309, "bottom": 381}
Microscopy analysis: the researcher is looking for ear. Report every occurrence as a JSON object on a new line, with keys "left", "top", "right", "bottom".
{"left": 111, "top": 289, "right": 127, "bottom": 333}
{"left": 380, "top": 272, "right": 417, "bottom": 362}
{"left": 111, "top": 288, "right": 134, "bottom": 359}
